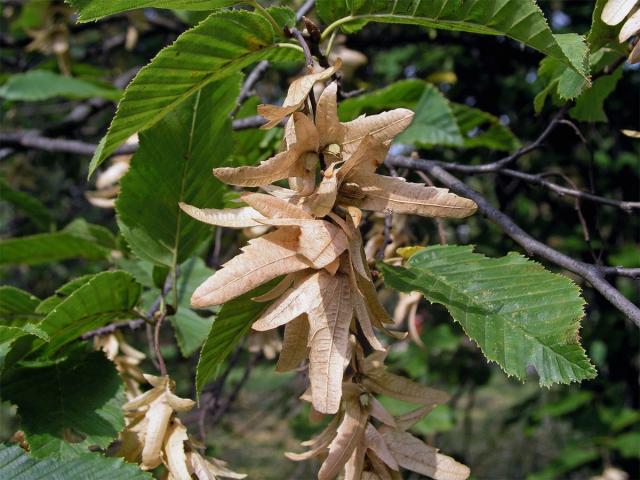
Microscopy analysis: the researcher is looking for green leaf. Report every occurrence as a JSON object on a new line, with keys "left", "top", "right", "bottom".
{"left": 116, "top": 77, "right": 238, "bottom": 268}
{"left": 35, "top": 275, "right": 96, "bottom": 315}
{"left": 533, "top": 34, "right": 591, "bottom": 111}
{"left": 338, "top": 79, "right": 424, "bottom": 120}
{"left": 67, "top": 0, "right": 240, "bottom": 22}
{"left": 0, "top": 71, "right": 121, "bottom": 101}
{"left": 0, "top": 286, "right": 40, "bottom": 322}
{"left": 527, "top": 444, "right": 599, "bottom": 480}
{"left": 532, "top": 391, "right": 593, "bottom": 420}
{"left": 1, "top": 351, "right": 126, "bottom": 458}
{"left": 0, "top": 178, "right": 54, "bottom": 231}
{"left": 0, "top": 219, "right": 115, "bottom": 266}
{"left": 339, "top": 79, "right": 519, "bottom": 150}
{"left": 0, "top": 287, "right": 45, "bottom": 369}
{"left": 587, "top": 0, "right": 622, "bottom": 51}
{"left": 196, "top": 280, "right": 275, "bottom": 396}
{"left": 396, "top": 84, "right": 463, "bottom": 147}
{"left": 171, "top": 258, "right": 215, "bottom": 357}
{"left": 88, "top": 10, "right": 302, "bottom": 175}
{"left": 318, "top": 0, "right": 590, "bottom": 79}
{"left": 380, "top": 245, "right": 596, "bottom": 386}
{"left": 610, "top": 431, "right": 640, "bottom": 459}
{"left": 0, "top": 444, "right": 152, "bottom": 479}
{"left": 451, "top": 103, "right": 521, "bottom": 151}
{"left": 29, "top": 271, "right": 141, "bottom": 358}
{"left": 569, "top": 65, "right": 623, "bottom": 122}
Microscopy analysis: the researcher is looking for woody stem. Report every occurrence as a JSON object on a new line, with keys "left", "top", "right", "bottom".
{"left": 288, "top": 26, "right": 317, "bottom": 116}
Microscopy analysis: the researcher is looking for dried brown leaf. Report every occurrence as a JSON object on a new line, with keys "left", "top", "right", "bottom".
{"left": 363, "top": 370, "right": 450, "bottom": 407}
{"left": 620, "top": 7, "right": 640, "bottom": 41}
{"left": 276, "top": 314, "right": 309, "bottom": 372}
{"left": 257, "top": 219, "right": 349, "bottom": 269}
{"left": 368, "top": 396, "right": 397, "bottom": 428}
{"left": 163, "top": 420, "right": 190, "bottom": 480}
{"left": 187, "top": 451, "right": 247, "bottom": 479}
{"left": 305, "top": 170, "right": 339, "bottom": 217}
{"left": 258, "top": 60, "right": 342, "bottom": 129}
{"left": 318, "top": 397, "right": 367, "bottom": 480}
{"left": 141, "top": 399, "right": 173, "bottom": 469}
{"left": 364, "top": 424, "right": 399, "bottom": 471}
{"left": 316, "top": 81, "right": 345, "bottom": 146}
{"left": 341, "top": 108, "right": 414, "bottom": 158}
{"left": 394, "top": 405, "right": 438, "bottom": 432}
{"left": 240, "top": 191, "right": 312, "bottom": 220}
{"left": 251, "top": 271, "right": 304, "bottom": 302}
{"left": 179, "top": 204, "right": 265, "bottom": 228}
{"left": 349, "top": 173, "right": 478, "bottom": 218}
{"left": 351, "top": 280, "right": 386, "bottom": 352}
{"left": 602, "top": 0, "right": 637, "bottom": 25}
{"left": 191, "top": 228, "right": 308, "bottom": 307}
{"left": 380, "top": 430, "right": 470, "bottom": 480}
{"left": 214, "top": 113, "right": 318, "bottom": 186}
{"left": 252, "top": 270, "right": 330, "bottom": 331}
{"left": 344, "top": 442, "right": 366, "bottom": 480}
{"left": 308, "top": 273, "right": 353, "bottom": 414}
{"left": 290, "top": 151, "right": 320, "bottom": 195}
{"left": 338, "top": 135, "right": 389, "bottom": 183}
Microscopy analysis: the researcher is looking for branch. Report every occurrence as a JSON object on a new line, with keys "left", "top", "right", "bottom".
{"left": 230, "top": 60, "right": 270, "bottom": 117}
{"left": 386, "top": 155, "right": 640, "bottom": 327}
{"left": 494, "top": 168, "right": 640, "bottom": 212}
{"left": 439, "top": 106, "right": 569, "bottom": 174}
{"left": 600, "top": 267, "right": 640, "bottom": 278}
{"left": 1, "top": 116, "right": 269, "bottom": 156}
{"left": 82, "top": 271, "right": 175, "bottom": 340}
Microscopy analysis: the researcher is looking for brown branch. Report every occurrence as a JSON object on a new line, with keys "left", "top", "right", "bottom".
{"left": 386, "top": 155, "right": 640, "bottom": 327}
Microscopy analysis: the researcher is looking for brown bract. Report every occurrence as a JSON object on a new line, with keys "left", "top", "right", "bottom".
{"left": 286, "top": 353, "right": 470, "bottom": 480}
{"left": 118, "top": 374, "right": 244, "bottom": 479}
{"left": 257, "top": 59, "right": 342, "bottom": 129}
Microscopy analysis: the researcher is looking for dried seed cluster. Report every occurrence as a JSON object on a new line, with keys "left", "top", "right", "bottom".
{"left": 118, "top": 374, "right": 245, "bottom": 479}
{"left": 181, "top": 61, "right": 477, "bottom": 479}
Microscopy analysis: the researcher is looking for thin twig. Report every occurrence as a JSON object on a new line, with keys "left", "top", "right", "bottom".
{"left": 441, "top": 106, "right": 570, "bottom": 174}
{"left": 497, "top": 168, "right": 640, "bottom": 212}
{"left": 210, "top": 353, "right": 260, "bottom": 428}
{"left": 286, "top": 26, "right": 317, "bottom": 116}
{"left": 230, "top": 60, "right": 270, "bottom": 118}
{"left": 386, "top": 155, "right": 640, "bottom": 326}
{"left": 153, "top": 310, "right": 168, "bottom": 376}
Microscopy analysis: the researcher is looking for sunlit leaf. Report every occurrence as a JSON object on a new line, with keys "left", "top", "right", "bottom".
{"left": 380, "top": 245, "right": 596, "bottom": 386}
{"left": 89, "top": 10, "right": 301, "bottom": 174}
{"left": 318, "top": 0, "right": 590, "bottom": 79}
{"left": 117, "top": 77, "right": 239, "bottom": 268}
{"left": 67, "top": 0, "right": 240, "bottom": 22}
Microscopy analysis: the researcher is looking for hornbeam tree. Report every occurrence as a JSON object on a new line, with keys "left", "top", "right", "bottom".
{"left": 0, "top": 1, "right": 638, "bottom": 479}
